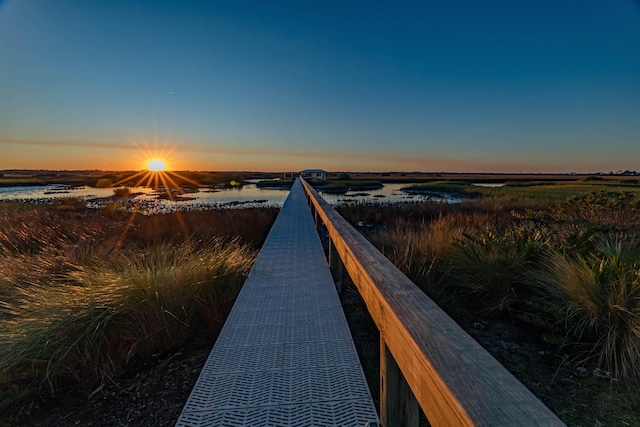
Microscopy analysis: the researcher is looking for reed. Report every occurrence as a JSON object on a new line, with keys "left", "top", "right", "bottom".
{"left": 0, "top": 239, "right": 255, "bottom": 398}
{"left": 339, "top": 189, "right": 640, "bottom": 381}
{"left": 0, "top": 199, "right": 276, "bottom": 411}
{"left": 371, "top": 213, "right": 489, "bottom": 309}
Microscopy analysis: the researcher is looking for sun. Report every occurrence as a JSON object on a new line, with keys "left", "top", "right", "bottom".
{"left": 147, "top": 159, "right": 167, "bottom": 172}
{"left": 108, "top": 144, "right": 200, "bottom": 248}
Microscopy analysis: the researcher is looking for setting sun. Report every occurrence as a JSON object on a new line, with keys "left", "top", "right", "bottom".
{"left": 147, "top": 159, "right": 167, "bottom": 171}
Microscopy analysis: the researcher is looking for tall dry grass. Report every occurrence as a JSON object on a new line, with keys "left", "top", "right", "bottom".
{"left": 339, "top": 190, "right": 640, "bottom": 381}
{"left": 370, "top": 213, "right": 490, "bottom": 308}
{"left": 0, "top": 200, "right": 273, "bottom": 407}
{"left": 0, "top": 239, "right": 255, "bottom": 397}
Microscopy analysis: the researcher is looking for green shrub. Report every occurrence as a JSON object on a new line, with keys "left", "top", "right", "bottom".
{"left": 551, "top": 191, "right": 640, "bottom": 231}
{"left": 449, "top": 222, "right": 549, "bottom": 316}
{"left": 542, "top": 234, "right": 640, "bottom": 382}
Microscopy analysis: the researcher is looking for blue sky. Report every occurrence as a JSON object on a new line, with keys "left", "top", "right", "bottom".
{"left": 1, "top": 0, "right": 639, "bottom": 172}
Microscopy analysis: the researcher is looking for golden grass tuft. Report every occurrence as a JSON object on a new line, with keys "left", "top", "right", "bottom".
{"left": 0, "top": 200, "right": 273, "bottom": 405}
{"left": 0, "top": 239, "right": 255, "bottom": 396}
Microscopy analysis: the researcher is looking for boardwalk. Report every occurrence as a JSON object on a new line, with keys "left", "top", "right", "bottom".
{"left": 176, "top": 179, "right": 379, "bottom": 426}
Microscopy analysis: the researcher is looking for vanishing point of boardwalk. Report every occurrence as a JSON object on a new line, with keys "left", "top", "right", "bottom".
{"left": 176, "top": 179, "right": 379, "bottom": 426}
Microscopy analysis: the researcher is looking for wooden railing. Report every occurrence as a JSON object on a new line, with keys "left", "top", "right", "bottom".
{"left": 300, "top": 178, "right": 565, "bottom": 427}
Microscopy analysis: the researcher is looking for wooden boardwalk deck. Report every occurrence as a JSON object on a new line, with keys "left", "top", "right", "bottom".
{"left": 175, "top": 179, "right": 379, "bottom": 426}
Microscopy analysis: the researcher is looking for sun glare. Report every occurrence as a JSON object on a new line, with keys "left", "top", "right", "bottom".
{"left": 107, "top": 142, "right": 200, "bottom": 248}
{"left": 147, "top": 159, "right": 167, "bottom": 171}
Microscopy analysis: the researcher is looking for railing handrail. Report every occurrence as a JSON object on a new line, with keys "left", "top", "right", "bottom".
{"left": 300, "top": 177, "right": 565, "bottom": 426}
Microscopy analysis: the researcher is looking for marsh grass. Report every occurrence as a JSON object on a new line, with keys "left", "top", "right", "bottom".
{"left": 551, "top": 191, "right": 640, "bottom": 231}
{"left": 0, "top": 200, "right": 274, "bottom": 412}
{"left": 0, "top": 239, "right": 255, "bottom": 399}
{"left": 0, "top": 201, "right": 94, "bottom": 257}
{"left": 112, "top": 187, "right": 131, "bottom": 197}
{"left": 539, "top": 235, "right": 640, "bottom": 382}
{"left": 401, "top": 181, "right": 480, "bottom": 198}
{"left": 449, "top": 223, "right": 550, "bottom": 316}
{"left": 125, "top": 208, "right": 278, "bottom": 248}
{"left": 371, "top": 213, "right": 490, "bottom": 309}
{"left": 403, "top": 180, "right": 640, "bottom": 206}
{"left": 339, "top": 189, "right": 640, "bottom": 382}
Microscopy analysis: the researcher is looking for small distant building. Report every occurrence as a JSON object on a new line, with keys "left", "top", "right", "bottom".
{"left": 300, "top": 169, "right": 327, "bottom": 181}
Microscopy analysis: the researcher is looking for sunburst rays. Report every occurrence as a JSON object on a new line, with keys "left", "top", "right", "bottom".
{"left": 108, "top": 139, "right": 201, "bottom": 248}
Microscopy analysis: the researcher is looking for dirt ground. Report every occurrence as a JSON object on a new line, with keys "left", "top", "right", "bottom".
{"left": 3, "top": 342, "right": 211, "bottom": 427}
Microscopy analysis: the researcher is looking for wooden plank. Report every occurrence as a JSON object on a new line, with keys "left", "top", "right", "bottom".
{"left": 301, "top": 178, "right": 565, "bottom": 427}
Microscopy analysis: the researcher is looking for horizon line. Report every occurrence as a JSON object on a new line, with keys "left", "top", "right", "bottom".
{"left": 1, "top": 168, "right": 637, "bottom": 176}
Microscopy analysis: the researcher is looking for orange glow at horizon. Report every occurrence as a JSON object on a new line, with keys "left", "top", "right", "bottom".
{"left": 110, "top": 147, "right": 198, "bottom": 249}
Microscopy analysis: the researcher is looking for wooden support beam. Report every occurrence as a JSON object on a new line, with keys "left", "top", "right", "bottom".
{"left": 314, "top": 206, "right": 319, "bottom": 229}
{"left": 380, "top": 338, "right": 419, "bottom": 427}
{"left": 329, "top": 238, "right": 343, "bottom": 292}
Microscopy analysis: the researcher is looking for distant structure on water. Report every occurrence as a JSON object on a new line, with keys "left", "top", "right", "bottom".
{"left": 299, "top": 169, "right": 327, "bottom": 181}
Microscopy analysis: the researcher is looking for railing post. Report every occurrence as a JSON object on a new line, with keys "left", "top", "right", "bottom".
{"left": 380, "top": 338, "right": 418, "bottom": 427}
{"left": 314, "top": 206, "right": 320, "bottom": 230}
{"left": 328, "top": 238, "right": 343, "bottom": 292}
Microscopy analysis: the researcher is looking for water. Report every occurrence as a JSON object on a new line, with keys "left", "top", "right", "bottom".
{"left": 471, "top": 183, "right": 505, "bottom": 188}
{"left": 0, "top": 182, "right": 461, "bottom": 214}
{"left": 132, "top": 185, "right": 290, "bottom": 213}
{"left": 316, "top": 183, "right": 462, "bottom": 204}
{"left": 0, "top": 185, "right": 155, "bottom": 200}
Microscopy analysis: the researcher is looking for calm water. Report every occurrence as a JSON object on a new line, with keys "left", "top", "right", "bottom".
{"left": 0, "top": 185, "right": 155, "bottom": 200}
{"left": 0, "top": 182, "right": 460, "bottom": 214}
{"left": 471, "top": 183, "right": 506, "bottom": 188}
{"left": 317, "top": 183, "right": 462, "bottom": 204}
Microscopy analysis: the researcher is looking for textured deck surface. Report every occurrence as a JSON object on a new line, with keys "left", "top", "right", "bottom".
{"left": 176, "top": 179, "right": 379, "bottom": 426}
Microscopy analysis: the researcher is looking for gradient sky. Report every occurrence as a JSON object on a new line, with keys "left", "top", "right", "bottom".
{"left": 1, "top": 0, "right": 639, "bottom": 172}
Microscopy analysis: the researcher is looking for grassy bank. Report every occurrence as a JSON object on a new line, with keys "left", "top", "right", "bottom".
{"left": 403, "top": 179, "right": 640, "bottom": 205}
{"left": 338, "top": 189, "right": 640, "bottom": 424}
{"left": 256, "top": 176, "right": 384, "bottom": 192}
{"left": 0, "top": 200, "right": 278, "bottom": 420}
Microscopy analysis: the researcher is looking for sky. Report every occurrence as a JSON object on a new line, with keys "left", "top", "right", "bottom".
{"left": 1, "top": 0, "right": 639, "bottom": 173}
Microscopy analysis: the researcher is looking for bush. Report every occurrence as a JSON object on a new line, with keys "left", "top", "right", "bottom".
{"left": 449, "top": 222, "right": 549, "bottom": 316}
{"left": 541, "top": 234, "right": 640, "bottom": 382}
{"left": 113, "top": 187, "right": 130, "bottom": 197}
{"left": 551, "top": 191, "right": 640, "bottom": 231}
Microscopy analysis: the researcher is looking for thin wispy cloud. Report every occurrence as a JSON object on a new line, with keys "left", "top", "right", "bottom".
{"left": 0, "top": 137, "right": 425, "bottom": 160}
{"left": 1, "top": 139, "right": 142, "bottom": 151}
{"left": 0, "top": 138, "right": 551, "bottom": 172}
